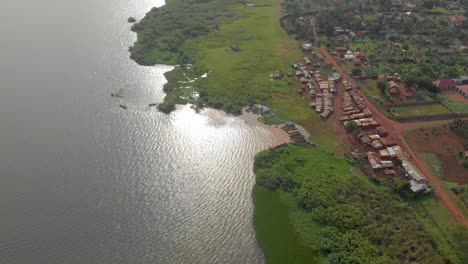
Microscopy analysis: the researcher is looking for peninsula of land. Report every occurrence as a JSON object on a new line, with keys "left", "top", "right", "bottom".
{"left": 130, "top": 0, "right": 468, "bottom": 263}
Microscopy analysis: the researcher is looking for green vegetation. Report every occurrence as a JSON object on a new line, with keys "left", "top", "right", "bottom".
{"left": 253, "top": 186, "right": 322, "bottom": 263}
{"left": 419, "top": 152, "right": 468, "bottom": 218}
{"left": 409, "top": 195, "right": 468, "bottom": 262}
{"left": 344, "top": 120, "right": 359, "bottom": 134}
{"left": 450, "top": 119, "right": 468, "bottom": 140}
{"left": 130, "top": 0, "right": 238, "bottom": 65}
{"left": 439, "top": 95, "right": 468, "bottom": 114}
{"left": 391, "top": 104, "right": 451, "bottom": 116}
{"left": 131, "top": 0, "right": 303, "bottom": 114}
{"left": 254, "top": 145, "right": 466, "bottom": 263}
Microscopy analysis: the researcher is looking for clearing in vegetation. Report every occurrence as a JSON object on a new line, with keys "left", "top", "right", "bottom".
{"left": 405, "top": 125, "right": 467, "bottom": 184}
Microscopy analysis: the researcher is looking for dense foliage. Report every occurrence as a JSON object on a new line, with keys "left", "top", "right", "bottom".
{"left": 130, "top": 0, "right": 238, "bottom": 65}
{"left": 130, "top": 0, "right": 303, "bottom": 114}
{"left": 254, "top": 145, "right": 461, "bottom": 263}
{"left": 280, "top": 0, "right": 468, "bottom": 79}
{"left": 450, "top": 119, "right": 468, "bottom": 140}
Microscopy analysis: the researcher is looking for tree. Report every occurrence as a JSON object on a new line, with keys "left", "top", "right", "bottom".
{"left": 351, "top": 67, "right": 362, "bottom": 77}
{"left": 377, "top": 79, "right": 387, "bottom": 92}
{"left": 404, "top": 74, "right": 418, "bottom": 87}
{"left": 418, "top": 75, "right": 438, "bottom": 93}
{"left": 345, "top": 121, "right": 360, "bottom": 134}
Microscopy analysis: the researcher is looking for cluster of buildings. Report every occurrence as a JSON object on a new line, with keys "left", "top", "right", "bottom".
{"left": 333, "top": 47, "right": 367, "bottom": 67}
{"left": 434, "top": 76, "right": 468, "bottom": 98}
{"left": 340, "top": 90, "right": 377, "bottom": 128}
{"left": 362, "top": 140, "right": 429, "bottom": 193}
{"left": 293, "top": 57, "right": 340, "bottom": 119}
{"left": 280, "top": 122, "right": 310, "bottom": 146}
{"left": 288, "top": 51, "right": 430, "bottom": 193}
{"left": 342, "top": 90, "right": 429, "bottom": 192}
{"left": 379, "top": 74, "right": 414, "bottom": 98}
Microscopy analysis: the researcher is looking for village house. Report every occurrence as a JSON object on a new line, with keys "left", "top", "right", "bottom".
{"left": 453, "top": 76, "right": 468, "bottom": 85}
{"left": 381, "top": 160, "right": 393, "bottom": 169}
{"left": 377, "top": 126, "right": 388, "bottom": 136}
{"left": 302, "top": 43, "right": 313, "bottom": 52}
{"left": 353, "top": 51, "right": 367, "bottom": 58}
{"left": 334, "top": 26, "right": 345, "bottom": 34}
{"left": 355, "top": 30, "right": 366, "bottom": 37}
{"left": 456, "top": 85, "right": 468, "bottom": 98}
{"left": 335, "top": 47, "right": 348, "bottom": 53}
{"left": 433, "top": 79, "right": 456, "bottom": 91}
{"left": 449, "top": 15, "right": 465, "bottom": 26}
{"left": 345, "top": 50, "right": 355, "bottom": 60}
{"left": 387, "top": 81, "right": 400, "bottom": 96}
{"left": 367, "top": 152, "right": 381, "bottom": 169}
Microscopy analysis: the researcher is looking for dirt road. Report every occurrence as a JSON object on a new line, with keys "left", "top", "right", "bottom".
{"left": 310, "top": 17, "right": 319, "bottom": 44}
{"left": 320, "top": 47, "right": 468, "bottom": 226}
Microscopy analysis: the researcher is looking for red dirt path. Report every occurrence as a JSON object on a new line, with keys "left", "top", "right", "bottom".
{"left": 310, "top": 17, "right": 319, "bottom": 44}
{"left": 320, "top": 47, "right": 468, "bottom": 226}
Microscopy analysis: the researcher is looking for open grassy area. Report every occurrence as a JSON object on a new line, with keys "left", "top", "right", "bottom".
{"left": 360, "top": 80, "right": 381, "bottom": 98}
{"left": 180, "top": 0, "right": 304, "bottom": 113}
{"left": 419, "top": 153, "right": 467, "bottom": 214}
{"left": 132, "top": 0, "right": 306, "bottom": 114}
{"left": 409, "top": 195, "right": 468, "bottom": 263}
{"left": 438, "top": 95, "right": 468, "bottom": 114}
{"left": 253, "top": 186, "right": 322, "bottom": 264}
{"left": 392, "top": 104, "right": 452, "bottom": 117}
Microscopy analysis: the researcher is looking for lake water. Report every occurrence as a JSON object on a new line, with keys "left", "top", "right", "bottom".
{"left": 0, "top": 0, "right": 287, "bottom": 263}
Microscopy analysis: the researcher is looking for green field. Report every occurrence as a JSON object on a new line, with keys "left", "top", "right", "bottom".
{"left": 392, "top": 104, "right": 452, "bottom": 116}
{"left": 132, "top": 0, "right": 305, "bottom": 114}
{"left": 439, "top": 95, "right": 468, "bottom": 114}
{"left": 418, "top": 152, "right": 468, "bottom": 218}
{"left": 409, "top": 195, "right": 468, "bottom": 263}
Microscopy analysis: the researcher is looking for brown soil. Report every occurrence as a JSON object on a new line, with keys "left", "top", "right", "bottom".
{"left": 320, "top": 47, "right": 468, "bottom": 226}
{"left": 405, "top": 127, "right": 467, "bottom": 184}
{"left": 441, "top": 90, "right": 468, "bottom": 103}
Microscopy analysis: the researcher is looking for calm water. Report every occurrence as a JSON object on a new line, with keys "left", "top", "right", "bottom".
{"left": 0, "top": 1, "right": 285, "bottom": 263}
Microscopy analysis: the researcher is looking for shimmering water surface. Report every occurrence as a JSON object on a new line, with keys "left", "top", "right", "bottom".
{"left": 0, "top": 1, "right": 286, "bottom": 263}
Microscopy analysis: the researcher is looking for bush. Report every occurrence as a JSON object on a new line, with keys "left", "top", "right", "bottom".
{"left": 253, "top": 146, "right": 450, "bottom": 263}
{"left": 158, "top": 102, "right": 176, "bottom": 114}
{"left": 352, "top": 67, "right": 362, "bottom": 77}
{"left": 345, "top": 121, "right": 359, "bottom": 134}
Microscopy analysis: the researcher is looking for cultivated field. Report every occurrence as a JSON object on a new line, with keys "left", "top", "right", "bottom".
{"left": 405, "top": 126, "right": 467, "bottom": 184}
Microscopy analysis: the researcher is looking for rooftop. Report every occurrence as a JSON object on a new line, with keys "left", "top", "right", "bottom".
{"left": 434, "top": 79, "right": 456, "bottom": 87}
{"left": 457, "top": 85, "right": 468, "bottom": 94}
{"left": 449, "top": 15, "right": 465, "bottom": 23}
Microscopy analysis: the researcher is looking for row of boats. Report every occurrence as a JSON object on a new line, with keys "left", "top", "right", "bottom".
{"left": 111, "top": 89, "right": 157, "bottom": 110}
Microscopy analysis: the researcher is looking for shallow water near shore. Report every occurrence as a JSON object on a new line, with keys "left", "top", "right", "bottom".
{"left": 0, "top": 0, "right": 287, "bottom": 263}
